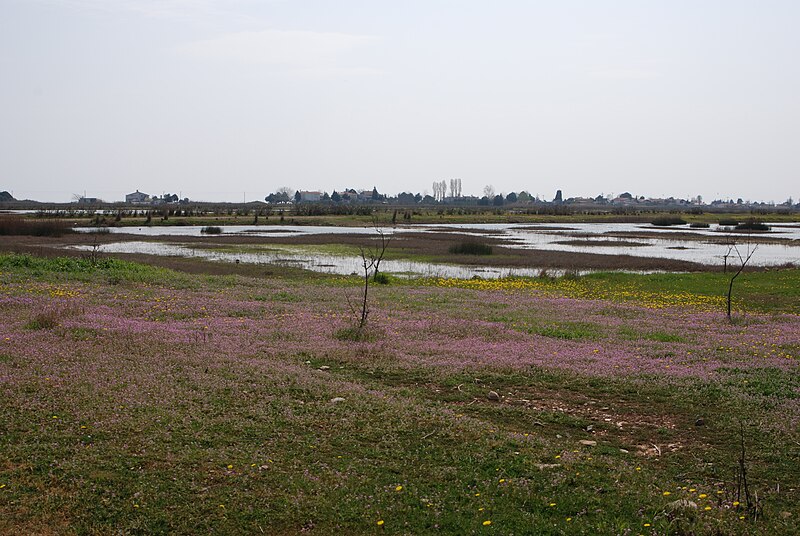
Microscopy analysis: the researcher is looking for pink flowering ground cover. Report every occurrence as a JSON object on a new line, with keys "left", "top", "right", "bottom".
{"left": 0, "top": 255, "right": 798, "bottom": 534}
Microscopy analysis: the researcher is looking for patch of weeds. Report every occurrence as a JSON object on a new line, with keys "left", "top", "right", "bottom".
{"left": 645, "top": 331, "right": 686, "bottom": 343}
{"left": 226, "top": 308, "right": 264, "bottom": 319}
{"left": 448, "top": 241, "right": 493, "bottom": 255}
{"left": 618, "top": 327, "right": 686, "bottom": 343}
{"left": 69, "top": 327, "right": 100, "bottom": 341}
{"left": 24, "top": 310, "right": 59, "bottom": 330}
{"left": 736, "top": 220, "right": 770, "bottom": 231}
{"left": 270, "top": 291, "right": 301, "bottom": 303}
{"left": 0, "top": 353, "right": 12, "bottom": 363}
{"left": 651, "top": 216, "right": 687, "bottom": 226}
{"left": 373, "top": 272, "right": 390, "bottom": 285}
{"left": 719, "top": 367, "right": 800, "bottom": 399}
{"left": 532, "top": 321, "right": 602, "bottom": 340}
{"left": 777, "top": 343, "right": 799, "bottom": 359}
{"left": 334, "top": 326, "right": 379, "bottom": 342}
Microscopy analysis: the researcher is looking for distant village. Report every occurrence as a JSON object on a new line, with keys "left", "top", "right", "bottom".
{"left": 0, "top": 185, "right": 797, "bottom": 211}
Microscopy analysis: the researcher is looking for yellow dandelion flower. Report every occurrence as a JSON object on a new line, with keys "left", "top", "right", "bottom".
{"left": 499, "top": 479, "right": 505, "bottom": 483}
{"left": 643, "top": 523, "right": 651, "bottom": 527}
{"left": 704, "top": 506, "right": 712, "bottom": 511}
{"left": 395, "top": 485, "right": 403, "bottom": 492}
{"left": 482, "top": 520, "right": 492, "bottom": 526}
{"left": 376, "top": 520, "right": 384, "bottom": 526}
{"left": 663, "top": 491, "right": 671, "bottom": 496}
{"left": 733, "top": 501, "right": 740, "bottom": 506}
{"left": 699, "top": 493, "right": 707, "bottom": 499}
{"left": 549, "top": 503, "right": 557, "bottom": 507}
{"left": 566, "top": 517, "right": 572, "bottom": 522}
{"left": 227, "top": 465, "right": 233, "bottom": 469}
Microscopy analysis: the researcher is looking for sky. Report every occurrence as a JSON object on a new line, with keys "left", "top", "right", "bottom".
{"left": 1, "top": 0, "right": 798, "bottom": 203}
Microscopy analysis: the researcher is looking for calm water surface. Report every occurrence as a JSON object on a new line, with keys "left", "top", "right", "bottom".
{"left": 73, "top": 222, "right": 800, "bottom": 277}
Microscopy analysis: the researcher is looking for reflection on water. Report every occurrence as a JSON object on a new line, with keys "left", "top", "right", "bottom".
{"left": 70, "top": 241, "right": 574, "bottom": 279}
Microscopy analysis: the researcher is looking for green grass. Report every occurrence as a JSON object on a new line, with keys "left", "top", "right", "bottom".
{"left": 1, "top": 254, "right": 798, "bottom": 534}
{"left": 0, "top": 253, "right": 238, "bottom": 290}
{"left": 582, "top": 269, "right": 800, "bottom": 314}
{"left": 618, "top": 327, "right": 687, "bottom": 343}
{"left": 531, "top": 321, "right": 603, "bottom": 340}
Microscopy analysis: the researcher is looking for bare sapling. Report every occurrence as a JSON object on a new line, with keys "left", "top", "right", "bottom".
{"left": 725, "top": 234, "right": 756, "bottom": 320}
{"left": 345, "top": 226, "right": 392, "bottom": 331}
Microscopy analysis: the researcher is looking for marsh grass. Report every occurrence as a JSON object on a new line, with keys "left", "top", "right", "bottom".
{"left": 0, "top": 216, "right": 73, "bottom": 237}
{"left": 448, "top": 241, "right": 493, "bottom": 255}
{"left": 651, "top": 216, "right": 687, "bottom": 226}
{"left": 736, "top": 220, "right": 771, "bottom": 231}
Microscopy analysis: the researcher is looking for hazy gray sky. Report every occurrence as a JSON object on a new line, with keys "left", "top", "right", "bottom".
{"left": 1, "top": 0, "right": 798, "bottom": 203}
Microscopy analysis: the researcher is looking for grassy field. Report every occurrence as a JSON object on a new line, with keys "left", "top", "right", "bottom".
{"left": 1, "top": 254, "right": 798, "bottom": 534}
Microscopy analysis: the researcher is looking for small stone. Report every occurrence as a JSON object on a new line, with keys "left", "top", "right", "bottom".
{"left": 695, "top": 418, "right": 705, "bottom": 426}
{"left": 534, "top": 463, "right": 561, "bottom": 470}
{"left": 579, "top": 440, "right": 597, "bottom": 447}
{"left": 330, "top": 397, "right": 346, "bottom": 404}
{"left": 781, "top": 511, "right": 792, "bottom": 519}
{"left": 319, "top": 366, "right": 330, "bottom": 371}
{"left": 619, "top": 448, "right": 629, "bottom": 454}
{"left": 585, "top": 425, "right": 594, "bottom": 432}
{"left": 487, "top": 391, "right": 501, "bottom": 401}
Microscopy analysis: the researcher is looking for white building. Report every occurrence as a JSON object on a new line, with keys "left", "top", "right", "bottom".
{"left": 125, "top": 190, "right": 150, "bottom": 204}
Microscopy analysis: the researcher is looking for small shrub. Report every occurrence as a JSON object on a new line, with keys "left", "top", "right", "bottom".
{"left": 373, "top": 272, "right": 390, "bottom": 285}
{"left": 651, "top": 216, "right": 687, "bottom": 226}
{"left": 719, "top": 219, "right": 739, "bottom": 226}
{"left": 334, "top": 326, "right": 377, "bottom": 342}
{"left": 735, "top": 220, "right": 770, "bottom": 231}
{"left": 201, "top": 226, "right": 223, "bottom": 234}
{"left": 449, "top": 242, "right": 493, "bottom": 255}
{"left": 689, "top": 222, "right": 710, "bottom": 228}
{"left": 25, "top": 310, "right": 59, "bottom": 330}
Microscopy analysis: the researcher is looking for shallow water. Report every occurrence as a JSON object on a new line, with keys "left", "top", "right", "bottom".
{"left": 71, "top": 241, "right": 573, "bottom": 279}
{"left": 77, "top": 222, "right": 800, "bottom": 267}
